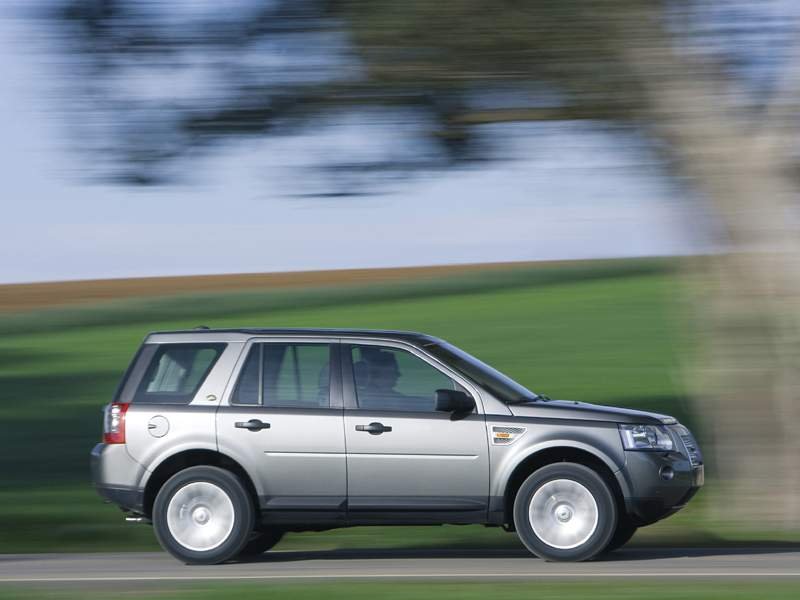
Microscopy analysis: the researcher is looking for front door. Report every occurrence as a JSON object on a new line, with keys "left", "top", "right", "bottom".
{"left": 216, "top": 339, "right": 346, "bottom": 523}
{"left": 342, "top": 341, "right": 490, "bottom": 523}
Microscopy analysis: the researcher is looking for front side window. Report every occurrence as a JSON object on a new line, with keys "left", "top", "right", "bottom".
{"left": 350, "top": 345, "right": 459, "bottom": 412}
{"left": 232, "top": 343, "right": 331, "bottom": 408}
{"left": 424, "top": 341, "right": 538, "bottom": 404}
{"left": 134, "top": 343, "right": 225, "bottom": 404}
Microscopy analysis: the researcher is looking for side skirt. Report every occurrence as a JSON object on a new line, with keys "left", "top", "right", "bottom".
{"left": 257, "top": 495, "right": 491, "bottom": 527}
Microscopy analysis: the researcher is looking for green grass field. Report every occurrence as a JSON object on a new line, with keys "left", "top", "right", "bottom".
{"left": 0, "top": 258, "right": 736, "bottom": 552}
{"left": 3, "top": 581, "right": 800, "bottom": 600}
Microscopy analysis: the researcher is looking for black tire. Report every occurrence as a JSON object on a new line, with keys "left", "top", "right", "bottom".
{"left": 604, "top": 517, "right": 637, "bottom": 553}
{"left": 153, "top": 465, "right": 255, "bottom": 565}
{"left": 513, "top": 462, "right": 617, "bottom": 562}
{"left": 239, "top": 528, "right": 285, "bottom": 556}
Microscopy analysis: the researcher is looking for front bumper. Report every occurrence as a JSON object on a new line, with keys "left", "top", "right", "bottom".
{"left": 620, "top": 450, "right": 704, "bottom": 526}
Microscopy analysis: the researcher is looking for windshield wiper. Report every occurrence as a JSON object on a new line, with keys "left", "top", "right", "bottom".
{"left": 507, "top": 393, "right": 552, "bottom": 405}
{"left": 508, "top": 396, "right": 538, "bottom": 405}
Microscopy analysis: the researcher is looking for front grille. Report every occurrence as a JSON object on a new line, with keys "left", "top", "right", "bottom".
{"left": 680, "top": 434, "right": 701, "bottom": 466}
{"left": 672, "top": 425, "right": 702, "bottom": 467}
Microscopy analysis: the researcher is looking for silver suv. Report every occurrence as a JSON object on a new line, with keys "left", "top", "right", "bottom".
{"left": 91, "top": 328, "right": 703, "bottom": 564}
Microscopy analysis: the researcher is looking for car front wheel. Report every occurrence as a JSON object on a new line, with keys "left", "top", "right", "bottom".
{"left": 153, "top": 466, "right": 255, "bottom": 565}
{"left": 604, "top": 517, "right": 637, "bottom": 553}
{"left": 513, "top": 462, "right": 617, "bottom": 562}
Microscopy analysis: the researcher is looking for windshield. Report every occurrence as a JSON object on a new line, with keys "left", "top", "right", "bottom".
{"left": 424, "top": 341, "right": 538, "bottom": 404}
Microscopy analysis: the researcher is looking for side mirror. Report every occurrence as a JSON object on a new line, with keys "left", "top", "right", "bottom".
{"left": 435, "top": 389, "right": 475, "bottom": 417}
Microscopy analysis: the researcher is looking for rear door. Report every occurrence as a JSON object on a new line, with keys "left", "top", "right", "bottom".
{"left": 342, "top": 340, "right": 490, "bottom": 523}
{"left": 216, "top": 338, "right": 347, "bottom": 523}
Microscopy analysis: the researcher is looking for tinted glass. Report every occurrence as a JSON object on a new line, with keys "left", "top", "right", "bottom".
{"left": 133, "top": 343, "right": 225, "bottom": 404}
{"left": 231, "top": 345, "right": 260, "bottom": 405}
{"left": 350, "top": 345, "right": 457, "bottom": 412}
{"left": 232, "top": 343, "right": 331, "bottom": 408}
{"left": 265, "top": 344, "right": 330, "bottom": 407}
{"left": 424, "top": 341, "right": 537, "bottom": 404}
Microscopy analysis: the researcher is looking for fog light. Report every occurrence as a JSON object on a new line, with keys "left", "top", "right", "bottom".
{"left": 660, "top": 466, "right": 674, "bottom": 481}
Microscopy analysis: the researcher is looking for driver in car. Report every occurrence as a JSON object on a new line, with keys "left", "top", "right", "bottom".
{"left": 361, "top": 349, "right": 411, "bottom": 409}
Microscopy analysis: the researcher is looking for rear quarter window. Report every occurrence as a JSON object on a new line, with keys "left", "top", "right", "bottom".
{"left": 121, "top": 343, "right": 226, "bottom": 405}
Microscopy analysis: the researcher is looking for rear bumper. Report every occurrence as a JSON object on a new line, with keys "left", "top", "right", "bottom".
{"left": 90, "top": 443, "right": 146, "bottom": 513}
{"left": 95, "top": 484, "right": 145, "bottom": 513}
{"left": 620, "top": 451, "right": 704, "bottom": 526}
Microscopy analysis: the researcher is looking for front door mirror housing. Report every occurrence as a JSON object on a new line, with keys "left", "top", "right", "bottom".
{"left": 435, "top": 389, "right": 475, "bottom": 417}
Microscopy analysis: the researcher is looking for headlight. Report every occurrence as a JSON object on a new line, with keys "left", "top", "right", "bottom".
{"left": 619, "top": 424, "right": 673, "bottom": 451}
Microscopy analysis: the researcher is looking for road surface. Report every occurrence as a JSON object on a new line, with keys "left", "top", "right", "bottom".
{"left": 0, "top": 548, "right": 798, "bottom": 584}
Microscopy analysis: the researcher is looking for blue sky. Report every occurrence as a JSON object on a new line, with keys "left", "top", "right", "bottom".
{"left": 0, "top": 2, "right": 724, "bottom": 283}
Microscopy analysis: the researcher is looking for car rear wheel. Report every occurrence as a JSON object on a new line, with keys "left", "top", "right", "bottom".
{"left": 513, "top": 462, "right": 617, "bottom": 561}
{"left": 239, "top": 528, "right": 285, "bottom": 556}
{"left": 153, "top": 466, "right": 254, "bottom": 565}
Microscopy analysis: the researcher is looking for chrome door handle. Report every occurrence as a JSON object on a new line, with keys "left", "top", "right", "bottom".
{"left": 235, "top": 419, "right": 270, "bottom": 432}
{"left": 355, "top": 422, "right": 392, "bottom": 435}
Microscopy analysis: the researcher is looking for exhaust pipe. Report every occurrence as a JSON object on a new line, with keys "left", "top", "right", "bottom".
{"left": 125, "top": 516, "right": 151, "bottom": 524}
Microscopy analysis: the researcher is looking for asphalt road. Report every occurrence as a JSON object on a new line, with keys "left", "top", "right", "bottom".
{"left": 0, "top": 548, "right": 798, "bottom": 584}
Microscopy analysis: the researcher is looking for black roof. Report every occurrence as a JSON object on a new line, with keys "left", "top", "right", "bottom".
{"left": 156, "top": 327, "right": 441, "bottom": 345}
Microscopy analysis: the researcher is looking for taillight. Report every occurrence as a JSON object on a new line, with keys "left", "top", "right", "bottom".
{"left": 103, "top": 402, "right": 129, "bottom": 444}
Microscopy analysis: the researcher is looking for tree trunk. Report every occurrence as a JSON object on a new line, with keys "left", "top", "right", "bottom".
{"left": 618, "top": 17, "right": 800, "bottom": 529}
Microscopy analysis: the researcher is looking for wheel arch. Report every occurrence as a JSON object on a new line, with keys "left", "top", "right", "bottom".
{"left": 142, "top": 449, "right": 259, "bottom": 518}
{"left": 500, "top": 444, "right": 627, "bottom": 530}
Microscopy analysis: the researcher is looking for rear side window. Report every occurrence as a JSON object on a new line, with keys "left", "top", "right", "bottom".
{"left": 232, "top": 343, "right": 331, "bottom": 408}
{"left": 132, "top": 343, "right": 226, "bottom": 405}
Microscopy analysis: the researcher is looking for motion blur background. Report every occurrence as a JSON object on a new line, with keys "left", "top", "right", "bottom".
{"left": 1, "top": 0, "right": 800, "bottom": 556}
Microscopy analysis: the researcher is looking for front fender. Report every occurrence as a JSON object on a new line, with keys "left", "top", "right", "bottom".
{"left": 489, "top": 419, "right": 628, "bottom": 499}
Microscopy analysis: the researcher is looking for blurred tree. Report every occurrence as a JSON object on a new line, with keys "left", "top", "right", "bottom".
{"left": 53, "top": 0, "right": 800, "bottom": 528}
